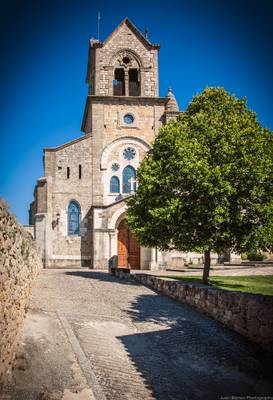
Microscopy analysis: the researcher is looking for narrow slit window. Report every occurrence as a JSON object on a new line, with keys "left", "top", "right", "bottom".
{"left": 67, "top": 167, "right": 70, "bottom": 179}
{"left": 79, "top": 165, "right": 82, "bottom": 179}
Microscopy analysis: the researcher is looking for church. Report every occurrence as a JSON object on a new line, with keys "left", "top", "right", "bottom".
{"left": 29, "top": 18, "right": 220, "bottom": 269}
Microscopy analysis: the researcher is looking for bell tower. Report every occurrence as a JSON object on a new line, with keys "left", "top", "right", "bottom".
{"left": 83, "top": 18, "right": 160, "bottom": 126}
{"left": 81, "top": 18, "right": 171, "bottom": 206}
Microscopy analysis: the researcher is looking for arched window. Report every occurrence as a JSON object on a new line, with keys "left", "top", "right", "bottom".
{"left": 110, "top": 176, "right": 120, "bottom": 193}
{"left": 67, "top": 201, "right": 80, "bottom": 236}
{"left": 122, "top": 165, "right": 136, "bottom": 193}
{"left": 113, "top": 51, "right": 141, "bottom": 96}
{"left": 113, "top": 68, "right": 125, "bottom": 96}
{"left": 129, "top": 69, "right": 140, "bottom": 96}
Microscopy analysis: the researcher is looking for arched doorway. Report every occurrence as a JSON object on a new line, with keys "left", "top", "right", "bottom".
{"left": 117, "top": 220, "right": 140, "bottom": 269}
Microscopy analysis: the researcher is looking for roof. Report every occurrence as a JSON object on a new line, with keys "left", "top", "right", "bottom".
{"left": 90, "top": 17, "right": 160, "bottom": 50}
{"left": 86, "top": 17, "right": 160, "bottom": 86}
{"left": 165, "top": 87, "right": 179, "bottom": 113}
{"left": 43, "top": 134, "right": 91, "bottom": 152}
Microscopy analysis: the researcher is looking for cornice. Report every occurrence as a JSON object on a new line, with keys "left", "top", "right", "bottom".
{"left": 87, "top": 95, "right": 168, "bottom": 104}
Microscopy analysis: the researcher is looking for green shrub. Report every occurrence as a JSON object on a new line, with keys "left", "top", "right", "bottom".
{"left": 247, "top": 251, "right": 267, "bottom": 261}
{"left": 21, "top": 240, "right": 29, "bottom": 260}
{"left": 240, "top": 253, "right": 248, "bottom": 260}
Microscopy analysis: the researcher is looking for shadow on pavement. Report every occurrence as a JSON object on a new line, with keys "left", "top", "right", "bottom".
{"left": 118, "top": 292, "right": 273, "bottom": 399}
{"left": 65, "top": 270, "right": 140, "bottom": 286}
{"left": 65, "top": 270, "right": 273, "bottom": 399}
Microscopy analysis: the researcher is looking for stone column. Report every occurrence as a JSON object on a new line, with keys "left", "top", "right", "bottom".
{"left": 125, "top": 70, "right": 129, "bottom": 96}
{"left": 149, "top": 248, "right": 158, "bottom": 270}
{"left": 140, "top": 68, "right": 145, "bottom": 96}
{"left": 109, "top": 230, "right": 116, "bottom": 258}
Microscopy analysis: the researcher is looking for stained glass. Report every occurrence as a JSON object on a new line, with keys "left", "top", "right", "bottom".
{"left": 110, "top": 176, "right": 120, "bottom": 193}
{"left": 123, "top": 147, "right": 136, "bottom": 160}
{"left": 123, "top": 165, "right": 136, "bottom": 193}
{"left": 123, "top": 114, "right": 134, "bottom": 124}
{"left": 111, "top": 163, "right": 119, "bottom": 172}
{"left": 68, "top": 201, "right": 80, "bottom": 235}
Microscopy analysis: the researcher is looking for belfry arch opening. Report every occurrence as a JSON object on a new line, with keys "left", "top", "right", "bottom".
{"left": 113, "top": 51, "right": 141, "bottom": 97}
{"left": 129, "top": 69, "right": 140, "bottom": 96}
{"left": 114, "top": 68, "right": 125, "bottom": 96}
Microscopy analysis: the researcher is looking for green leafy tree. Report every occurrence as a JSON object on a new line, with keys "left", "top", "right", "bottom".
{"left": 126, "top": 88, "right": 273, "bottom": 283}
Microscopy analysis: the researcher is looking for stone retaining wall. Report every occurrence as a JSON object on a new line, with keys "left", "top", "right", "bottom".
{"left": 134, "top": 274, "right": 273, "bottom": 352}
{"left": 0, "top": 200, "right": 42, "bottom": 382}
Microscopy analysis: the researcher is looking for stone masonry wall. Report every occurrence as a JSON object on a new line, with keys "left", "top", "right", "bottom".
{"left": 90, "top": 99, "right": 165, "bottom": 205}
{"left": 94, "top": 22, "right": 159, "bottom": 97}
{"left": 134, "top": 274, "right": 273, "bottom": 352}
{"left": 42, "top": 135, "right": 93, "bottom": 267}
{"left": 0, "top": 200, "right": 42, "bottom": 382}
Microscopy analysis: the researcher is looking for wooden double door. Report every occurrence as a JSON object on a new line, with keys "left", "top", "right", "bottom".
{"left": 117, "top": 220, "right": 140, "bottom": 269}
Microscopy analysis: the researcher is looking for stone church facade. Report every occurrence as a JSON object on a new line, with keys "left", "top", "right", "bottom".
{"left": 30, "top": 18, "right": 221, "bottom": 269}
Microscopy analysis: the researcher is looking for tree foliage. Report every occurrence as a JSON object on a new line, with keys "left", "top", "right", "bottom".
{"left": 126, "top": 88, "right": 273, "bottom": 275}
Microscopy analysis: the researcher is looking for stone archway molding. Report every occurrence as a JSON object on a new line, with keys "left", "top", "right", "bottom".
{"left": 100, "top": 136, "right": 151, "bottom": 170}
{"left": 109, "top": 206, "right": 127, "bottom": 230}
{"left": 110, "top": 48, "right": 143, "bottom": 68}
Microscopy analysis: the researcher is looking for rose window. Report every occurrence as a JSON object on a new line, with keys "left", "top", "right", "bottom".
{"left": 123, "top": 147, "right": 136, "bottom": 160}
{"left": 111, "top": 163, "right": 120, "bottom": 172}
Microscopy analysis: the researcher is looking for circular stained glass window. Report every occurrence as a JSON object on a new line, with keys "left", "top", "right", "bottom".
{"left": 123, "top": 114, "right": 134, "bottom": 124}
{"left": 111, "top": 162, "right": 119, "bottom": 172}
{"left": 123, "top": 147, "right": 136, "bottom": 160}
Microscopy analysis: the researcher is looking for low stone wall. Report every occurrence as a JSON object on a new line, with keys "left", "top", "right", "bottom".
{"left": 134, "top": 274, "right": 273, "bottom": 352}
{"left": 110, "top": 267, "right": 131, "bottom": 279}
{"left": 0, "top": 200, "right": 42, "bottom": 382}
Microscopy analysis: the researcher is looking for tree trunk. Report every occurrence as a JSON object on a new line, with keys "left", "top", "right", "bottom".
{"left": 202, "top": 250, "right": 211, "bottom": 284}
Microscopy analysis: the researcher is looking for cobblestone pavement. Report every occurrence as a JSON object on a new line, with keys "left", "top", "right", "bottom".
{"left": 2, "top": 269, "right": 273, "bottom": 400}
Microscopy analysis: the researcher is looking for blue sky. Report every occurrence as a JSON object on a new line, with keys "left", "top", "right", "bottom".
{"left": 1, "top": 0, "right": 273, "bottom": 224}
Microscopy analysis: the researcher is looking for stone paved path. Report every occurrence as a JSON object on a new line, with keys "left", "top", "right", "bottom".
{"left": 2, "top": 269, "right": 273, "bottom": 400}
